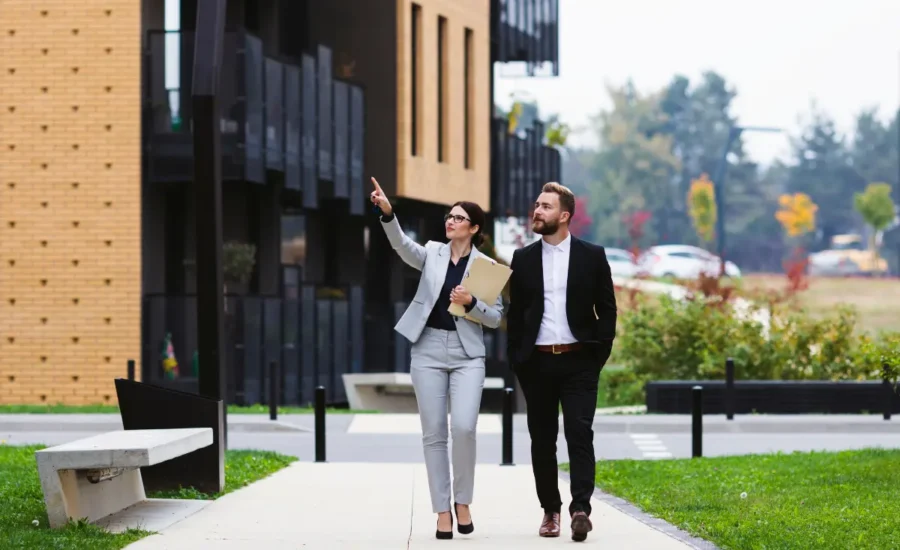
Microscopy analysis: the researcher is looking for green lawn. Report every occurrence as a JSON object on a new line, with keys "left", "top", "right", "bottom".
{"left": 0, "top": 404, "right": 374, "bottom": 414}
{"left": 0, "top": 443, "right": 297, "bottom": 549}
{"left": 575, "top": 449, "right": 900, "bottom": 550}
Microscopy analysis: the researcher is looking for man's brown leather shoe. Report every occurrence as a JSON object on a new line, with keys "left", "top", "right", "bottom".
{"left": 539, "top": 512, "right": 561, "bottom": 537}
{"left": 570, "top": 511, "right": 593, "bottom": 542}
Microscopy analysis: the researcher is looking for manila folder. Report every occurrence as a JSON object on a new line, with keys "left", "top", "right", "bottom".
{"left": 448, "top": 256, "right": 512, "bottom": 322}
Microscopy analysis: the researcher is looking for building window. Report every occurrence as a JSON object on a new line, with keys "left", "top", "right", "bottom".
{"left": 464, "top": 27, "right": 473, "bottom": 170}
{"left": 281, "top": 214, "right": 306, "bottom": 271}
{"left": 437, "top": 15, "right": 447, "bottom": 163}
{"left": 411, "top": 3, "right": 422, "bottom": 156}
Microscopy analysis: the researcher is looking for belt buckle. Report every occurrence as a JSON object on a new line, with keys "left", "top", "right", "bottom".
{"left": 552, "top": 344, "right": 562, "bottom": 355}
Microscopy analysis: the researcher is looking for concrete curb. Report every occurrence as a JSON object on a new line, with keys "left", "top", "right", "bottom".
{"left": 558, "top": 470, "right": 721, "bottom": 550}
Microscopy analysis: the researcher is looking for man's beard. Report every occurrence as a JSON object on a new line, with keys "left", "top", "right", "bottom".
{"left": 532, "top": 217, "right": 559, "bottom": 235}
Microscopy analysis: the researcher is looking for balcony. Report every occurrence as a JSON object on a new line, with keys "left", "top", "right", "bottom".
{"left": 490, "top": 117, "right": 561, "bottom": 219}
{"left": 142, "top": 286, "right": 365, "bottom": 407}
{"left": 143, "top": 31, "right": 367, "bottom": 213}
{"left": 492, "top": 0, "right": 559, "bottom": 76}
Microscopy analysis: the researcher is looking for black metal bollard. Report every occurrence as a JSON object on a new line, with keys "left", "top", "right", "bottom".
{"left": 127, "top": 359, "right": 135, "bottom": 382}
{"left": 269, "top": 361, "right": 279, "bottom": 421}
{"left": 884, "top": 363, "right": 892, "bottom": 421}
{"left": 692, "top": 385, "right": 703, "bottom": 458}
{"left": 501, "top": 387, "right": 514, "bottom": 465}
{"left": 315, "top": 386, "right": 326, "bottom": 462}
{"left": 725, "top": 357, "right": 735, "bottom": 421}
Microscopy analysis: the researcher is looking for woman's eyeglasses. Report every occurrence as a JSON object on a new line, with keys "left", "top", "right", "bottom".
{"left": 444, "top": 213, "right": 470, "bottom": 224}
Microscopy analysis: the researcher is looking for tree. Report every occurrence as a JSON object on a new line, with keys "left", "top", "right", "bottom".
{"left": 854, "top": 182, "right": 896, "bottom": 273}
{"left": 776, "top": 192, "right": 817, "bottom": 292}
{"left": 659, "top": 73, "right": 766, "bottom": 245}
{"left": 569, "top": 196, "right": 593, "bottom": 238}
{"left": 851, "top": 110, "right": 898, "bottom": 187}
{"left": 585, "top": 82, "right": 680, "bottom": 248}
{"left": 775, "top": 193, "right": 818, "bottom": 238}
{"left": 622, "top": 210, "right": 652, "bottom": 257}
{"left": 786, "top": 105, "right": 863, "bottom": 247}
{"left": 687, "top": 173, "right": 717, "bottom": 244}
{"left": 851, "top": 110, "right": 900, "bottom": 273}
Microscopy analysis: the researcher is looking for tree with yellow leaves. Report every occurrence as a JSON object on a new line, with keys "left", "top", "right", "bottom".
{"left": 854, "top": 182, "right": 896, "bottom": 275}
{"left": 775, "top": 193, "right": 818, "bottom": 237}
{"left": 687, "top": 173, "right": 717, "bottom": 243}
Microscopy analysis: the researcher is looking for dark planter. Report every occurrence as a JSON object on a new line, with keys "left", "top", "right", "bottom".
{"left": 646, "top": 380, "right": 900, "bottom": 415}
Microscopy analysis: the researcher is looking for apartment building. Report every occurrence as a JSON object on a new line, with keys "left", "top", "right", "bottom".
{"left": 0, "top": 0, "right": 559, "bottom": 407}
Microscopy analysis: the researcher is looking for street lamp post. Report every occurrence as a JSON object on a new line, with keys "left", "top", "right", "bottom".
{"left": 711, "top": 125, "right": 782, "bottom": 260}
{"left": 192, "top": 0, "right": 227, "bottom": 487}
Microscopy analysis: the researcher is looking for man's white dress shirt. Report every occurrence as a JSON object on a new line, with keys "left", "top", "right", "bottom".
{"left": 535, "top": 233, "right": 577, "bottom": 345}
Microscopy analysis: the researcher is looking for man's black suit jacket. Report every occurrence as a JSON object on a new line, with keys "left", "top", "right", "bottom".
{"left": 506, "top": 236, "right": 617, "bottom": 369}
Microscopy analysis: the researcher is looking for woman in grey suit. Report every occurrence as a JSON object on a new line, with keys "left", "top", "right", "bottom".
{"left": 370, "top": 177, "right": 503, "bottom": 540}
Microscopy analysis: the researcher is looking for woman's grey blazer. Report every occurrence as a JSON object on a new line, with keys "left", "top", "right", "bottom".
{"left": 381, "top": 214, "right": 504, "bottom": 359}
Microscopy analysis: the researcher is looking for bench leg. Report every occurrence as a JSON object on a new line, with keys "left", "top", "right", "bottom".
{"left": 36, "top": 455, "right": 146, "bottom": 528}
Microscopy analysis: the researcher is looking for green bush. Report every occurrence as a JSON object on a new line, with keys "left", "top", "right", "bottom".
{"left": 615, "top": 292, "right": 899, "bottom": 384}
{"left": 598, "top": 368, "right": 645, "bottom": 407}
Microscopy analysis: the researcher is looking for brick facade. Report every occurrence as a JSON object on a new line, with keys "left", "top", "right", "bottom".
{"left": 396, "top": 0, "right": 491, "bottom": 209}
{"left": 0, "top": 1, "right": 142, "bottom": 404}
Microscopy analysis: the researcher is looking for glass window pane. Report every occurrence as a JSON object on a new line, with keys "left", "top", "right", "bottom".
{"left": 281, "top": 214, "right": 306, "bottom": 268}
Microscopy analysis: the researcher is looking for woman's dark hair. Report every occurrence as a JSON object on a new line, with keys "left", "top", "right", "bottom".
{"left": 451, "top": 200, "right": 486, "bottom": 247}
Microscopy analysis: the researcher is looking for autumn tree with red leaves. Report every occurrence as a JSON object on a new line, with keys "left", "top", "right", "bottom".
{"left": 569, "top": 196, "right": 593, "bottom": 238}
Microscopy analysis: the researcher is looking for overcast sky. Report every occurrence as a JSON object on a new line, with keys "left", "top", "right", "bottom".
{"left": 494, "top": 0, "right": 900, "bottom": 166}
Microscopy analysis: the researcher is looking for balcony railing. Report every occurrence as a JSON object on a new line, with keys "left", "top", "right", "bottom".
{"left": 143, "top": 31, "right": 366, "bottom": 213}
{"left": 142, "top": 286, "right": 364, "bottom": 407}
{"left": 490, "top": 117, "right": 561, "bottom": 219}
{"left": 493, "top": 0, "right": 559, "bottom": 76}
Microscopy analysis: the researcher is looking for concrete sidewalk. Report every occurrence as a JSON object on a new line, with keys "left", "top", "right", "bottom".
{"left": 125, "top": 463, "right": 707, "bottom": 549}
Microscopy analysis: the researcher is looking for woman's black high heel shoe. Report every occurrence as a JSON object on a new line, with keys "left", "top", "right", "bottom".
{"left": 436, "top": 513, "right": 453, "bottom": 540}
{"left": 455, "top": 503, "right": 474, "bottom": 535}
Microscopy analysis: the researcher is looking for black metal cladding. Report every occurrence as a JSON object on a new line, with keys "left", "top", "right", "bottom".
{"left": 317, "top": 45, "right": 333, "bottom": 182}
{"left": 333, "top": 80, "right": 349, "bottom": 198}
{"left": 494, "top": 0, "right": 559, "bottom": 76}
{"left": 349, "top": 86, "right": 365, "bottom": 215}
{"left": 244, "top": 35, "right": 266, "bottom": 183}
{"left": 144, "top": 31, "right": 249, "bottom": 183}
{"left": 142, "top": 288, "right": 365, "bottom": 407}
{"left": 490, "top": 117, "right": 561, "bottom": 218}
{"left": 301, "top": 53, "right": 318, "bottom": 208}
{"left": 284, "top": 65, "right": 301, "bottom": 191}
{"left": 265, "top": 58, "right": 285, "bottom": 172}
{"left": 144, "top": 31, "right": 366, "bottom": 213}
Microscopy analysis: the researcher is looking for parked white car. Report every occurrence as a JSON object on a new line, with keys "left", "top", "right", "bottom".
{"left": 636, "top": 245, "right": 741, "bottom": 280}
{"left": 605, "top": 247, "right": 639, "bottom": 278}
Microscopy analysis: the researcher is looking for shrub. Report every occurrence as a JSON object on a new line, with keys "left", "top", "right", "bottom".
{"left": 600, "top": 368, "right": 645, "bottom": 407}
{"left": 853, "top": 332, "right": 900, "bottom": 382}
{"left": 615, "top": 291, "right": 895, "bottom": 384}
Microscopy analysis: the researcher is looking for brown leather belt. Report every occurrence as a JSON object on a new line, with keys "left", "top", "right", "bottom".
{"left": 535, "top": 343, "right": 583, "bottom": 354}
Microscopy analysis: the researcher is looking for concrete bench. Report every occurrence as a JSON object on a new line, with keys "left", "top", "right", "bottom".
{"left": 342, "top": 373, "right": 506, "bottom": 412}
{"left": 35, "top": 428, "right": 212, "bottom": 530}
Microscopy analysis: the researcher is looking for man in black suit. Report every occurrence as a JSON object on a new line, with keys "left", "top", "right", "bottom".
{"left": 506, "top": 182, "right": 617, "bottom": 542}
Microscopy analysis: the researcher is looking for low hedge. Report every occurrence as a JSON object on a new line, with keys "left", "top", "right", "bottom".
{"left": 608, "top": 289, "right": 899, "bottom": 402}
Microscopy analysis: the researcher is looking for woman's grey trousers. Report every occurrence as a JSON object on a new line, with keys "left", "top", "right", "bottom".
{"left": 410, "top": 328, "right": 486, "bottom": 513}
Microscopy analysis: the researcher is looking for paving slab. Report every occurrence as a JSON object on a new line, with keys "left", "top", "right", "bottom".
{"left": 125, "top": 462, "right": 703, "bottom": 549}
